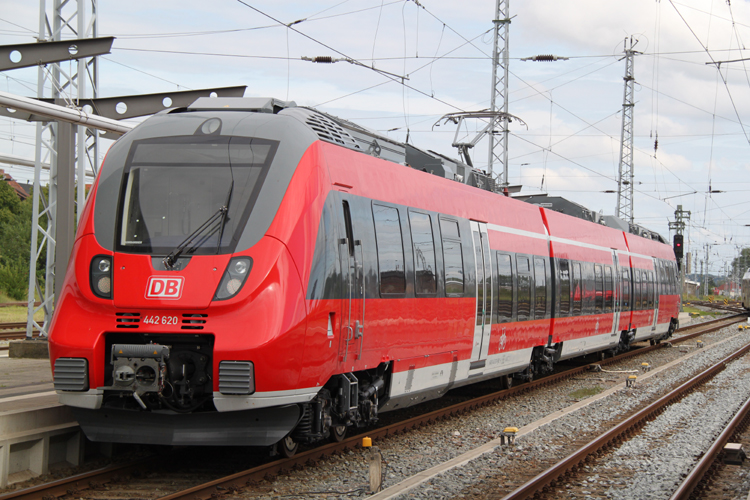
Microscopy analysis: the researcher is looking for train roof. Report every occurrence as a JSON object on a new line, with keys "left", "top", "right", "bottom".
{"left": 515, "top": 195, "right": 668, "bottom": 244}
{"left": 178, "top": 97, "right": 668, "bottom": 245}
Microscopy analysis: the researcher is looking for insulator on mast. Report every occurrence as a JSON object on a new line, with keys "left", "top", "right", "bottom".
{"left": 520, "top": 54, "right": 569, "bottom": 62}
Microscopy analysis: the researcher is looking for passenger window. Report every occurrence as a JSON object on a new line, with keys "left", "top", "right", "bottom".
{"left": 534, "top": 258, "right": 547, "bottom": 319}
{"left": 373, "top": 204, "right": 406, "bottom": 294}
{"left": 440, "top": 218, "right": 460, "bottom": 239}
{"left": 572, "top": 262, "right": 582, "bottom": 315}
{"left": 634, "top": 269, "right": 642, "bottom": 309}
{"left": 497, "top": 253, "right": 513, "bottom": 322}
{"left": 605, "top": 267, "right": 614, "bottom": 312}
{"left": 559, "top": 259, "right": 571, "bottom": 315}
{"left": 621, "top": 268, "right": 630, "bottom": 308}
{"left": 583, "top": 263, "right": 595, "bottom": 314}
{"left": 649, "top": 271, "right": 655, "bottom": 308}
{"left": 594, "top": 265, "right": 603, "bottom": 312}
{"left": 408, "top": 211, "right": 437, "bottom": 295}
{"left": 440, "top": 218, "right": 463, "bottom": 296}
{"left": 517, "top": 255, "right": 532, "bottom": 321}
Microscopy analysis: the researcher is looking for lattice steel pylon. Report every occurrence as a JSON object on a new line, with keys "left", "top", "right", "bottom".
{"left": 615, "top": 36, "right": 639, "bottom": 224}
{"left": 486, "top": 0, "right": 510, "bottom": 187}
{"left": 26, "top": 0, "right": 100, "bottom": 338}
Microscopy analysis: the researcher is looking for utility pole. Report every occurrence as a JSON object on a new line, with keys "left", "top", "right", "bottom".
{"left": 26, "top": 0, "right": 101, "bottom": 339}
{"left": 487, "top": 0, "right": 510, "bottom": 186}
{"left": 615, "top": 37, "right": 639, "bottom": 224}
{"left": 704, "top": 244, "right": 710, "bottom": 297}
{"left": 669, "top": 205, "right": 690, "bottom": 302}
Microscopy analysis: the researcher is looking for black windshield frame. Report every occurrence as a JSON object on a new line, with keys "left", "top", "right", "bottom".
{"left": 114, "top": 135, "right": 279, "bottom": 256}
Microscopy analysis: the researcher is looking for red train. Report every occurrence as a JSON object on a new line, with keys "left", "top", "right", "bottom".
{"left": 49, "top": 97, "right": 680, "bottom": 456}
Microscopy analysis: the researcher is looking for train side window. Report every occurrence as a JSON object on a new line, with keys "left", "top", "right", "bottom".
{"left": 559, "top": 259, "right": 571, "bottom": 316}
{"left": 634, "top": 269, "right": 642, "bottom": 309}
{"left": 671, "top": 263, "right": 677, "bottom": 294}
{"left": 605, "top": 266, "right": 614, "bottom": 312}
{"left": 373, "top": 204, "right": 406, "bottom": 295}
{"left": 660, "top": 262, "right": 666, "bottom": 296}
{"left": 534, "top": 258, "right": 547, "bottom": 319}
{"left": 517, "top": 255, "right": 532, "bottom": 321}
{"left": 621, "top": 268, "right": 630, "bottom": 308}
{"left": 408, "top": 211, "right": 437, "bottom": 295}
{"left": 440, "top": 217, "right": 464, "bottom": 296}
{"left": 594, "top": 265, "right": 603, "bottom": 313}
{"left": 440, "top": 218, "right": 460, "bottom": 239}
{"left": 583, "top": 262, "right": 595, "bottom": 314}
{"left": 649, "top": 271, "right": 655, "bottom": 308}
{"left": 572, "top": 262, "right": 582, "bottom": 315}
{"left": 497, "top": 253, "right": 514, "bottom": 322}
{"left": 342, "top": 201, "right": 354, "bottom": 257}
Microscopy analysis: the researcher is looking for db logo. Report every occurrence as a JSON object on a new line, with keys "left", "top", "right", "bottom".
{"left": 145, "top": 276, "right": 184, "bottom": 300}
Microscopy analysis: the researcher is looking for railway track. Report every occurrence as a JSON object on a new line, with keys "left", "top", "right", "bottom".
{"left": 689, "top": 299, "right": 745, "bottom": 314}
{"left": 670, "top": 394, "right": 750, "bottom": 499}
{"left": 499, "top": 334, "right": 750, "bottom": 499}
{"left": 1, "top": 313, "right": 745, "bottom": 500}
{"left": 0, "top": 322, "right": 42, "bottom": 347}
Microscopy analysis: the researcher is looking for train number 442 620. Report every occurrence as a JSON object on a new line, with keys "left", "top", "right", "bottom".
{"left": 142, "top": 315, "right": 179, "bottom": 325}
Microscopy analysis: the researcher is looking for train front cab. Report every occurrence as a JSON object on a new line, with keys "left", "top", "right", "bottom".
{"left": 48, "top": 106, "right": 331, "bottom": 447}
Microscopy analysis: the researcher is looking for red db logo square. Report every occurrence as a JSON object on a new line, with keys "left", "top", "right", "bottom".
{"left": 146, "top": 277, "right": 184, "bottom": 300}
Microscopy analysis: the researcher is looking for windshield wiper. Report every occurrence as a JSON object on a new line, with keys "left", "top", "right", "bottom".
{"left": 163, "top": 206, "right": 228, "bottom": 270}
{"left": 216, "top": 178, "right": 234, "bottom": 255}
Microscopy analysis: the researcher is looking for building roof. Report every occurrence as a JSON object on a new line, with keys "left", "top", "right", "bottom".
{"left": 0, "top": 170, "right": 30, "bottom": 201}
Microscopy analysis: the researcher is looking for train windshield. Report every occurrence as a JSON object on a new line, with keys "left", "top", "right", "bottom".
{"left": 116, "top": 136, "right": 278, "bottom": 255}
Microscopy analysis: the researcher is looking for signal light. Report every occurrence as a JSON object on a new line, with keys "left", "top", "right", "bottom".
{"left": 673, "top": 234, "right": 683, "bottom": 259}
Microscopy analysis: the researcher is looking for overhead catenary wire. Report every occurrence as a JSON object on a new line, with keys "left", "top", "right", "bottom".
{"left": 232, "top": 0, "right": 468, "bottom": 113}
{"left": 669, "top": 0, "right": 750, "bottom": 146}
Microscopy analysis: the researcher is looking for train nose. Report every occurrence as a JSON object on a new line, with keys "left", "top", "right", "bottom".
{"left": 112, "top": 254, "right": 230, "bottom": 309}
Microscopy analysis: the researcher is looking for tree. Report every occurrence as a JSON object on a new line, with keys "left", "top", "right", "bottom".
{"left": 732, "top": 248, "right": 750, "bottom": 279}
{"left": 0, "top": 181, "right": 21, "bottom": 228}
{"left": 0, "top": 183, "right": 46, "bottom": 300}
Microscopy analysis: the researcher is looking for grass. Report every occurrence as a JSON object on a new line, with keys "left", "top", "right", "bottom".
{"left": 0, "top": 291, "right": 18, "bottom": 304}
{"left": 0, "top": 306, "right": 45, "bottom": 324}
{"left": 682, "top": 304, "right": 723, "bottom": 317}
{"left": 569, "top": 386, "right": 604, "bottom": 400}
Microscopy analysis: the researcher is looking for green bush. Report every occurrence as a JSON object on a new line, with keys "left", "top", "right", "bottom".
{"left": 0, "top": 259, "right": 28, "bottom": 300}
{"left": 0, "top": 181, "right": 46, "bottom": 299}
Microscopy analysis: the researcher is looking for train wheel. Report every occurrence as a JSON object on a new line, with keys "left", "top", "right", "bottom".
{"left": 279, "top": 435, "right": 299, "bottom": 458}
{"left": 501, "top": 374, "right": 513, "bottom": 390}
{"left": 330, "top": 424, "right": 347, "bottom": 443}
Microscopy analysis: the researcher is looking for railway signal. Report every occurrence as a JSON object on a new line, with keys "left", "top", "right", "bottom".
{"left": 673, "top": 234, "right": 684, "bottom": 259}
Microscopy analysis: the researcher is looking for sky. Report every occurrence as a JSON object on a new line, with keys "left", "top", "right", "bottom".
{"left": 1, "top": 0, "right": 750, "bottom": 277}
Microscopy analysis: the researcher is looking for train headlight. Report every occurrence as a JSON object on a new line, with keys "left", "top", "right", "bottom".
{"left": 214, "top": 257, "right": 252, "bottom": 301}
{"left": 90, "top": 255, "right": 113, "bottom": 299}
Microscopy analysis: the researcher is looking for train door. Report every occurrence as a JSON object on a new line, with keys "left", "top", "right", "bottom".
{"left": 470, "top": 221, "right": 493, "bottom": 362}
{"left": 338, "top": 199, "right": 365, "bottom": 366}
{"left": 610, "top": 251, "right": 621, "bottom": 338}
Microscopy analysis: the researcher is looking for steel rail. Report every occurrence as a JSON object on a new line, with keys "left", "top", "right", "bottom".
{"left": 0, "top": 460, "right": 160, "bottom": 500}
{"left": 1, "top": 315, "right": 744, "bottom": 500}
{"left": 500, "top": 340, "right": 750, "bottom": 499}
{"left": 0, "top": 323, "right": 27, "bottom": 330}
{"left": 670, "top": 394, "right": 750, "bottom": 499}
